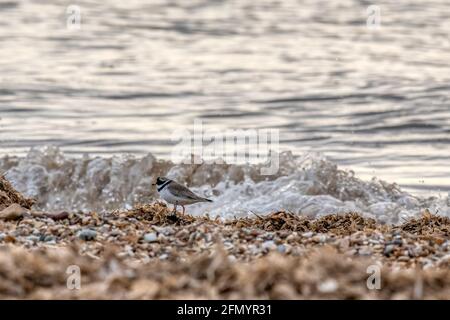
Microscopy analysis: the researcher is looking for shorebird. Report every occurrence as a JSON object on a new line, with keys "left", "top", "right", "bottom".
{"left": 152, "top": 177, "right": 212, "bottom": 215}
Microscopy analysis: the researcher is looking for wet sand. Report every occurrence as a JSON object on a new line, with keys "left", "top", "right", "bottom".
{"left": 1, "top": 176, "right": 450, "bottom": 299}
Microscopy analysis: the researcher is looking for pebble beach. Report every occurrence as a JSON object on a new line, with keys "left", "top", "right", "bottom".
{"left": 1, "top": 175, "right": 450, "bottom": 299}
{"left": 1, "top": 0, "right": 450, "bottom": 303}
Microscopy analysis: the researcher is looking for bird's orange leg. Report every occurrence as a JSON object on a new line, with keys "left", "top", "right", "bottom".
{"left": 172, "top": 202, "right": 177, "bottom": 215}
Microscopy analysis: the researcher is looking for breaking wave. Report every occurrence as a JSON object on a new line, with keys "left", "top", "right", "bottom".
{"left": 1, "top": 146, "right": 448, "bottom": 224}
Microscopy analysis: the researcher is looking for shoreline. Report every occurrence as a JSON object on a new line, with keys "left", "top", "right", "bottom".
{"left": 1, "top": 175, "right": 450, "bottom": 299}
{"left": 1, "top": 202, "right": 450, "bottom": 299}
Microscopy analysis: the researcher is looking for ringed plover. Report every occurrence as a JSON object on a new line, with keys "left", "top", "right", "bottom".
{"left": 153, "top": 177, "right": 212, "bottom": 215}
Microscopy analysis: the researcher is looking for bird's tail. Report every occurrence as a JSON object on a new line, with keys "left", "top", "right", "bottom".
{"left": 202, "top": 197, "right": 213, "bottom": 203}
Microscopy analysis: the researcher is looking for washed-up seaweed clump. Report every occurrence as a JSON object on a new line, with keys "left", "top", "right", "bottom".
{"left": 399, "top": 210, "right": 450, "bottom": 237}
{"left": 114, "top": 202, "right": 198, "bottom": 226}
{"left": 230, "top": 211, "right": 378, "bottom": 235}
{"left": 0, "top": 175, "right": 35, "bottom": 211}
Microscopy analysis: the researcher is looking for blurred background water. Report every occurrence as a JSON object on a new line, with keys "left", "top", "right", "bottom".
{"left": 0, "top": 0, "right": 449, "bottom": 196}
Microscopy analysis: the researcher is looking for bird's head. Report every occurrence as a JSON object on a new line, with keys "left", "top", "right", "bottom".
{"left": 152, "top": 177, "right": 170, "bottom": 187}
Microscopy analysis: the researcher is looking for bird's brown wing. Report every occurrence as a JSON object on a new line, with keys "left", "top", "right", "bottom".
{"left": 168, "top": 181, "right": 206, "bottom": 201}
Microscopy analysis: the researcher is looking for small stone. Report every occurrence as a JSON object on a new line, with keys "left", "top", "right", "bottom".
{"left": 99, "top": 225, "right": 110, "bottom": 233}
{"left": 302, "top": 231, "right": 314, "bottom": 238}
{"left": 157, "top": 233, "right": 167, "bottom": 242}
{"left": 0, "top": 232, "right": 6, "bottom": 241}
{"left": 264, "top": 233, "right": 274, "bottom": 240}
{"left": 277, "top": 230, "right": 291, "bottom": 238}
{"left": 312, "top": 234, "right": 327, "bottom": 243}
{"left": 248, "top": 244, "right": 260, "bottom": 255}
{"left": 223, "top": 241, "right": 234, "bottom": 250}
{"left": 411, "top": 246, "right": 423, "bottom": 257}
{"left": 390, "top": 235, "right": 403, "bottom": 246}
{"left": 110, "top": 229, "right": 122, "bottom": 237}
{"left": 153, "top": 226, "right": 175, "bottom": 236}
{"left": 46, "top": 211, "right": 69, "bottom": 221}
{"left": 0, "top": 204, "right": 27, "bottom": 221}
{"left": 277, "top": 244, "right": 286, "bottom": 253}
{"left": 81, "top": 217, "right": 91, "bottom": 225}
{"left": 26, "top": 235, "right": 40, "bottom": 243}
{"left": 398, "top": 255, "right": 410, "bottom": 262}
{"left": 386, "top": 239, "right": 403, "bottom": 246}
{"left": 286, "top": 232, "right": 298, "bottom": 242}
{"left": 143, "top": 233, "right": 158, "bottom": 243}
{"left": 176, "top": 229, "right": 190, "bottom": 241}
{"left": 359, "top": 246, "right": 372, "bottom": 256}
{"left": 317, "top": 279, "right": 338, "bottom": 293}
{"left": 338, "top": 238, "right": 350, "bottom": 250}
{"left": 77, "top": 229, "right": 97, "bottom": 241}
{"left": 44, "top": 235, "right": 56, "bottom": 242}
{"left": 384, "top": 244, "right": 395, "bottom": 256}
{"left": 262, "top": 240, "right": 276, "bottom": 251}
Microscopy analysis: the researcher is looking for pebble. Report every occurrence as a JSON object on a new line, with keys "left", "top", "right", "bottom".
{"left": 44, "top": 235, "right": 56, "bottom": 242}
{"left": 277, "top": 244, "right": 287, "bottom": 253}
{"left": 359, "top": 246, "right": 372, "bottom": 256}
{"left": 0, "top": 204, "right": 27, "bottom": 221}
{"left": 384, "top": 244, "right": 396, "bottom": 256}
{"left": 0, "top": 232, "right": 6, "bottom": 241}
{"left": 317, "top": 279, "right": 338, "bottom": 293}
{"left": 286, "top": 232, "right": 298, "bottom": 242}
{"left": 26, "top": 235, "right": 40, "bottom": 243}
{"left": 99, "top": 225, "right": 110, "bottom": 233}
{"left": 176, "top": 229, "right": 190, "bottom": 241}
{"left": 143, "top": 233, "right": 158, "bottom": 243}
{"left": 223, "top": 241, "right": 234, "bottom": 250}
{"left": 110, "top": 229, "right": 122, "bottom": 237}
{"left": 248, "top": 244, "right": 260, "bottom": 255}
{"left": 157, "top": 233, "right": 167, "bottom": 242}
{"left": 302, "top": 231, "right": 314, "bottom": 238}
{"left": 338, "top": 238, "right": 350, "bottom": 249}
{"left": 153, "top": 226, "right": 175, "bottom": 236}
{"left": 77, "top": 229, "right": 97, "bottom": 241}
{"left": 387, "top": 239, "right": 403, "bottom": 246}
{"left": 312, "top": 234, "right": 327, "bottom": 243}
{"left": 262, "top": 240, "right": 276, "bottom": 251}
{"left": 409, "top": 246, "right": 423, "bottom": 257}
{"left": 81, "top": 217, "right": 91, "bottom": 225}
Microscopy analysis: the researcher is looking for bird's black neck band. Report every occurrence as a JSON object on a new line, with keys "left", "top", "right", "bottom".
{"left": 157, "top": 180, "right": 172, "bottom": 192}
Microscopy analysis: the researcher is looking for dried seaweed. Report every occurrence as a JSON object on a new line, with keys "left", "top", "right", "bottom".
{"left": 230, "top": 211, "right": 377, "bottom": 235}
{"left": 398, "top": 210, "right": 450, "bottom": 237}
{"left": 0, "top": 175, "right": 35, "bottom": 211}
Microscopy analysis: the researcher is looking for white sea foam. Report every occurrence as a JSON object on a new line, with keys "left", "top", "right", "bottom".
{"left": 1, "top": 146, "right": 448, "bottom": 224}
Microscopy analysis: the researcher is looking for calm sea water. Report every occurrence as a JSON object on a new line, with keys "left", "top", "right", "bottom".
{"left": 1, "top": 0, "right": 449, "bottom": 195}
